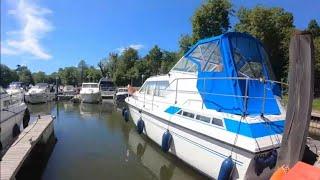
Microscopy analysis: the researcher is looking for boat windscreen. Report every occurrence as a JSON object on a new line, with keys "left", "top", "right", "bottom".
{"left": 83, "top": 84, "right": 98, "bottom": 88}
{"left": 230, "top": 36, "right": 270, "bottom": 79}
{"left": 100, "top": 81, "right": 115, "bottom": 87}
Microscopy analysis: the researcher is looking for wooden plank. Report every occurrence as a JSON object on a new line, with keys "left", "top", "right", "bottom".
{"left": 277, "top": 31, "right": 314, "bottom": 167}
{"left": 0, "top": 115, "right": 53, "bottom": 180}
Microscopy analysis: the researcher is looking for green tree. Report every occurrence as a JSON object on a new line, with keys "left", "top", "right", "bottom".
{"left": 78, "top": 60, "right": 88, "bottom": 83}
{"left": 85, "top": 67, "right": 101, "bottom": 82}
{"left": 58, "top": 67, "right": 79, "bottom": 85}
{"left": 235, "top": 6, "right": 294, "bottom": 81}
{"left": 307, "top": 19, "right": 320, "bottom": 38}
{"left": 161, "top": 51, "right": 179, "bottom": 74}
{"left": 179, "top": 34, "right": 193, "bottom": 54}
{"left": 16, "top": 66, "right": 34, "bottom": 85}
{"left": 192, "top": 0, "right": 232, "bottom": 42}
{"left": 32, "top": 71, "right": 47, "bottom": 83}
{"left": 0, "top": 64, "right": 19, "bottom": 87}
{"left": 146, "top": 45, "right": 163, "bottom": 75}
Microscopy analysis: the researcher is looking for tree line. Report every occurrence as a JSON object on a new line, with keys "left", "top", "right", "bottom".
{"left": 1, "top": 0, "right": 320, "bottom": 91}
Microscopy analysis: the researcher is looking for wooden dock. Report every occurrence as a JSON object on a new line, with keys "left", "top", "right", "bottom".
{"left": 0, "top": 115, "right": 54, "bottom": 180}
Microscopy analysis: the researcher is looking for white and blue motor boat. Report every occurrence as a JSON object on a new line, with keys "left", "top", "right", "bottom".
{"left": 125, "top": 32, "right": 286, "bottom": 179}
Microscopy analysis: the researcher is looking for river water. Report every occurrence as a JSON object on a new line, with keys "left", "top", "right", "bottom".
{"left": 25, "top": 101, "right": 207, "bottom": 180}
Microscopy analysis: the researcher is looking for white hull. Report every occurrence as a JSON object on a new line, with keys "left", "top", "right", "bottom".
{"left": 80, "top": 92, "right": 101, "bottom": 103}
{"left": 0, "top": 103, "right": 26, "bottom": 149}
{"left": 128, "top": 105, "right": 253, "bottom": 179}
{"left": 101, "top": 90, "right": 115, "bottom": 98}
{"left": 26, "top": 93, "right": 55, "bottom": 104}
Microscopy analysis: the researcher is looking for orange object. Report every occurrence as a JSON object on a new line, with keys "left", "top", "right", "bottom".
{"left": 270, "top": 165, "right": 289, "bottom": 180}
{"left": 283, "top": 161, "right": 320, "bottom": 180}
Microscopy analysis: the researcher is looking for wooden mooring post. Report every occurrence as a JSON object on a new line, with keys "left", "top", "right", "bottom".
{"left": 277, "top": 31, "right": 314, "bottom": 167}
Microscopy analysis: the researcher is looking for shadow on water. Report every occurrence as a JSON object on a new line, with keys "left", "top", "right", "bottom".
{"left": 23, "top": 101, "right": 206, "bottom": 180}
{"left": 16, "top": 133, "right": 57, "bottom": 180}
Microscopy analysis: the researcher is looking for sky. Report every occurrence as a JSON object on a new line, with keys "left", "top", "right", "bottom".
{"left": 1, "top": 0, "right": 319, "bottom": 74}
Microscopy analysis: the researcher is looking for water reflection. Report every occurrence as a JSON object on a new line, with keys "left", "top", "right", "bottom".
{"left": 26, "top": 102, "right": 205, "bottom": 180}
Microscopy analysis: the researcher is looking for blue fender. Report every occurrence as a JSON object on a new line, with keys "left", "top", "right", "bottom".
{"left": 122, "top": 108, "right": 126, "bottom": 117}
{"left": 161, "top": 130, "right": 172, "bottom": 152}
{"left": 123, "top": 109, "right": 129, "bottom": 122}
{"left": 218, "top": 156, "right": 235, "bottom": 180}
{"left": 137, "top": 118, "right": 144, "bottom": 134}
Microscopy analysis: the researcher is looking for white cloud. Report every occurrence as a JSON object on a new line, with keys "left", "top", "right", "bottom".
{"left": 116, "top": 44, "right": 144, "bottom": 54}
{"left": 1, "top": 0, "right": 53, "bottom": 60}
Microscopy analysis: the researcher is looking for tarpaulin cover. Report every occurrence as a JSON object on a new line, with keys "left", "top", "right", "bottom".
{"left": 184, "top": 32, "right": 280, "bottom": 115}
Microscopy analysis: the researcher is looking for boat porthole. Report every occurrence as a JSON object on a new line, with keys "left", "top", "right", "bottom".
{"left": 137, "top": 118, "right": 144, "bottom": 134}
{"left": 12, "top": 124, "right": 21, "bottom": 138}
{"left": 161, "top": 130, "right": 172, "bottom": 152}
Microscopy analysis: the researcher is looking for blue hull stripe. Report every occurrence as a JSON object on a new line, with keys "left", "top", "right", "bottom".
{"left": 224, "top": 119, "right": 285, "bottom": 138}
{"left": 165, "top": 106, "right": 181, "bottom": 114}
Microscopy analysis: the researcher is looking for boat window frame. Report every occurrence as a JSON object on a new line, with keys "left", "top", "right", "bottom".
{"left": 175, "top": 109, "right": 225, "bottom": 128}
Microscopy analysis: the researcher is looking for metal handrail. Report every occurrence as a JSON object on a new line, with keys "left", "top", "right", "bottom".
{"left": 137, "top": 76, "right": 288, "bottom": 115}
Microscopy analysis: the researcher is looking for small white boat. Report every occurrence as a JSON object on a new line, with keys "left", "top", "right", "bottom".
{"left": 59, "top": 85, "right": 77, "bottom": 100}
{"left": 99, "top": 78, "right": 116, "bottom": 99}
{"left": 6, "top": 82, "right": 26, "bottom": 101}
{"left": 125, "top": 32, "right": 286, "bottom": 179}
{"left": 25, "top": 83, "right": 55, "bottom": 104}
{"left": 114, "top": 87, "right": 129, "bottom": 103}
{"left": 0, "top": 86, "right": 29, "bottom": 152}
{"left": 80, "top": 83, "right": 101, "bottom": 103}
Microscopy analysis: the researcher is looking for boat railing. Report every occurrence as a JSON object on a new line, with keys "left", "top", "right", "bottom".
{"left": 137, "top": 77, "right": 288, "bottom": 115}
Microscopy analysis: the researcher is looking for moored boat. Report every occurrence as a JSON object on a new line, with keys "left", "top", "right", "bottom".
{"left": 80, "top": 83, "right": 101, "bottom": 103}
{"left": 99, "top": 77, "right": 116, "bottom": 99}
{"left": 6, "top": 82, "right": 26, "bottom": 101}
{"left": 25, "top": 83, "right": 55, "bottom": 104}
{"left": 0, "top": 86, "right": 30, "bottom": 152}
{"left": 114, "top": 87, "right": 129, "bottom": 103}
{"left": 125, "top": 32, "right": 286, "bottom": 179}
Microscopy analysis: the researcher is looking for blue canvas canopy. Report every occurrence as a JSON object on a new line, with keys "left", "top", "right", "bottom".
{"left": 177, "top": 32, "right": 281, "bottom": 115}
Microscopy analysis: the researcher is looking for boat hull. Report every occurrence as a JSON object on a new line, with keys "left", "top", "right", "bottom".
{"left": 80, "top": 92, "right": 101, "bottom": 103}
{"left": 101, "top": 90, "right": 115, "bottom": 99}
{"left": 26, "top": 93, "right": 55, "bottom": 104}
{"left": 127, "top": 104, "right": 255, "bottom": 179}
{"left": 0, "top": 103, "right": 26, "bottom": 150}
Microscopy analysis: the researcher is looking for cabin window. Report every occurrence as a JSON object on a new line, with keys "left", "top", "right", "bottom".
{"left": 172, "top": 57, "right": 198, "bottom": 73}
{"left": 230, "top": 36, "right": 265, "bottom": 79}
{"left": 182, "top": 111, "right": 195, "bottom": 119}
{"left": 177, "top": 110, "right": 182, "bottom": 115}
{"left": 155, "top": 81, "right": 169, "bottom": 96}
{"left": 190, "top": 41, "right": 223, "bottom": 72}
{"left": 212, "top": 118, "right": 224, "bottom": 127}
{"left": 196, "top": 115, "right": 211, "bottom": 123}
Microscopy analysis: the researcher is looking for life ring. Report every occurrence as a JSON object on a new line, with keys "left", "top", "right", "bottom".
{"left": 137, "top": 118, "right": 144, "bottom": 134}
{"left": 23, "top": 108, "right": 30, "bottom": 128}
{"left": 12, "top": 124, "right": 21, "bottom": 138}
{"left": 161, "top": 130, "right": 172, "bottom": 152}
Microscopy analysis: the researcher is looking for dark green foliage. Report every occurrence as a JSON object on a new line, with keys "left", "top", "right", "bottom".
{"left": 16, "top": 65, "right": 34, "bottom": 85}
{"left": 235, "top": 6, "right": 294, "bottom": 81}
{"left": 32, "top": 71, "right": 47, "bottom": 83}
{"left": 192, "top": 0, "right": 232, "bottom": 42}
{"left": 0, "top": 64, "right": 19, "bottom": 87}
{"left": 308, "top": 19, "right": 320, "bottom": 38}
{"left": 179, "top": 34, "right": 193, "bottom": 54}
